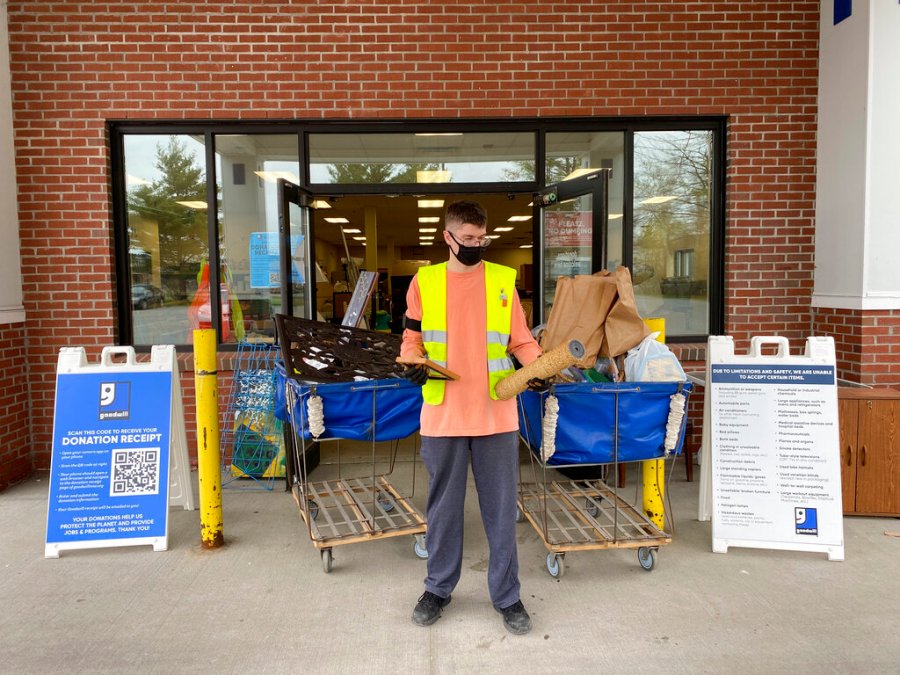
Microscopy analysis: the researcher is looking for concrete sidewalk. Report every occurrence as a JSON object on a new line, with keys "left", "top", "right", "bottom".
{"left": 2, "top": 442, "right": 898, "bottom": 674}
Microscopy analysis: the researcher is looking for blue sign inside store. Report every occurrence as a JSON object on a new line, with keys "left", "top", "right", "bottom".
{"left": 249, "top": 232, "right": 304, "bottom": 289}
{"left": 45, "top": 371, "right": 173, "bottom": 545}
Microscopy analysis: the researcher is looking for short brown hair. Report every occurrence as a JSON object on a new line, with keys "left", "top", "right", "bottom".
{"left": 445, "top": 200, "right": 487, "bottom": 231}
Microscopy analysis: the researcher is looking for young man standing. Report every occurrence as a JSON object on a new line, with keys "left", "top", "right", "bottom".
{"left": 400, "top": 200, "right": 542, "bottom": 635}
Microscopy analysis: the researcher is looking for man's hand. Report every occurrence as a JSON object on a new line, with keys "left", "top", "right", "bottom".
{"left": 402, "top": 363, "right": 429, "bottom": 386}
{"left": 526, "top": 377, "right": 550, "bottom": 392}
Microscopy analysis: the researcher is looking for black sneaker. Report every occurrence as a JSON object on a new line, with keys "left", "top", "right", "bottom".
{"left": 411, "top": 591, "right": 451, "bottom": 626}
{"left": 497, "top": 599, "right": 532, "bottom": 635}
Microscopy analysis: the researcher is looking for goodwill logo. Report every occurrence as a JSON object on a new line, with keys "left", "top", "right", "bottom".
{"left": 795, "top": 507, "right": 818, "bottom": 536}
{"left": 98, "top": 382, "right": 131, "bottom": 421}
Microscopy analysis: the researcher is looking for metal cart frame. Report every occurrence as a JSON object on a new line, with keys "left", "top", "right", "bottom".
{"left": 517, "top": 383, "right": 688, "bottom": 578}
{"left": 283, "top": 380, "right": 427, "bottom": 573}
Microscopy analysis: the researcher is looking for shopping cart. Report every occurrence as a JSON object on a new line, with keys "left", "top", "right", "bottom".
{"left": 516, "top": 380, "right": 692, "bottom": 578}
{"left": 274, "top": 315, "right": 428, "bottom": 573}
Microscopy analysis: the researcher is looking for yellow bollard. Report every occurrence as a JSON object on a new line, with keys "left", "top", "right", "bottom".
{"left": 194, "top": 329, "right": 224, "bottom": 548}
{"left": 641, "top": 320, "right": 666, "bottom": 530}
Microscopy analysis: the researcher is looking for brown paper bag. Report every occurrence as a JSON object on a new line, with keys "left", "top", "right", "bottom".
{"left": 540, "top": 266, "right": 649, "bottom": 366}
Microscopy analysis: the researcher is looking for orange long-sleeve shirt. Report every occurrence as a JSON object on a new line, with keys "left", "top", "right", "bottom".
{"left": 400, "top": 265, "right": 542, "bottom": 437}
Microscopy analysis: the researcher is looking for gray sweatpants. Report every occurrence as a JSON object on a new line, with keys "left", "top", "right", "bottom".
{"left": 420, "top": 431, "right": 520, "bottom": 610}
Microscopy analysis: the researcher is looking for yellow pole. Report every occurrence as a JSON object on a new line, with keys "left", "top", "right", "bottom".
{"left": 642, "top": 319, "right": 666, "bottom": 530}
{"left": 194, "top": 329, "right": 224, "bottom": 548}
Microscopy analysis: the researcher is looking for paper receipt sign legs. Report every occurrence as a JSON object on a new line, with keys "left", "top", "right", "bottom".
{"left": 494, "top": 340, "right": 585, "bottom": 401}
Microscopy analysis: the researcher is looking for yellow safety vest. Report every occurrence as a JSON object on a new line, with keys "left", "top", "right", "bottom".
{"left": 418, "top": 261, "right": 516, "bottom": 405}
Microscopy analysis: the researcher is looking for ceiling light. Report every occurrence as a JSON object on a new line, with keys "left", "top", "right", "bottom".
{"left": 310, "top": 200, "right": 332, "bottom": 209}
{"left": 254, "top": 170, "right": 300, "bottom": 184}
{"left": 341, "top": 228, "right": 361, "bottom": 233}
{"left": 563, "top": 168, "right": 598, "bottom": 181}
{"left": 419, "top": 241, "right": 433, "bottom": 246}
{"left": 417, "top": 170, "right": 452, "bottom": 184}
{"left": 352, "top": 236, "right": 366, "bottom": 241}
{"left": 323, "top": 217, "right": 349, "bottom": 224}
{"left": 640, "top": 196, "right": 678, "bottom": 205}
{"left": 414, "top": 132, "right": 463, "bottom": 137}
{"left": 418, "top": 217, "right": 440, "bottom": 224}
{"left": 609, "top": 213, "right": 623, "bottom": 220}
{"left": 519, "top": 244, "right": 533, "bottom": 249}
{"left": 507, "top": 215, "right": 532, "bottom": 222}
{"left": 126, "top": 174, "right": 151, "bottom": 186}
{"left": 493, "top": 227, "right": 514, "bottom": 232}
{"left": 486, "top": 234, "right": 500, "bottom": 239}
{"left": 175, "top": 200, "right": 208, "bottom": 210}
{"left": 418, "top": 199, "right": 444, "bottom": 209}
{"left": 418, "top": 227, "right": 437, "bottom": 233}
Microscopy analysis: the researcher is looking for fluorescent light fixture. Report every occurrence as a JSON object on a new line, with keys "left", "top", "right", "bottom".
{"left": 254, "top": 170, "right": 300, "bottom": 184}
{"left": 323, "top": 217, "right": 349, "bottom": 224}
{"left": 640, "top": 195, "right": 677, "bottom": 205}
{"left": 175, "top": 200, "right": 208, "bottom": 210}
{"left": 418, "top": 217, "right": 440, "bottom": 224}
{"left": 342, "top": 228, "right": 362, "bottom": 234}
{"left": 418, "top": 199, "right": 444, "bottom": 209}
{"left": 419, "top": 241, "right": 433, "bottom": 246}
{"left": 126, "top": 174, "right": 151, "bottom": 186}
{"left": 493, "top": 226, "right": 514, "bottom": 232}
{"left": 519, "top": 244, "right": 533, "bottom": 249}
{"left": 609, "top": 213, "right": 623, "bottom": 220}
{"left": 563, "top": 168, "right": 598, "bottom": 181}
{"left": 310, "top": 200, "right": 332, "bottom": 209}
{"left": 352, "top": 236, "right": 366, "bottom": 241}
{"left": 416, "top": 170, "right": 452, "bottom": 183}
{"left": 415, "top": 132, "right": 463, "bottom": 137}
{"left": 507, "top": 215, "right": 532, "bottom": 222}
{"left": 418, "top": 227, "right": 437, "bottom": 233}
{"left": 486, "top": 234, "right": 500, "bottom": 239}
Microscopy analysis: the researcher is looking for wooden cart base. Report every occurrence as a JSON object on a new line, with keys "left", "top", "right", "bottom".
{"left": 517, "top": 478, "right": 670, "bottom": 577}
{"left": 292, "top": 475, "right": 427, "bottom": 572}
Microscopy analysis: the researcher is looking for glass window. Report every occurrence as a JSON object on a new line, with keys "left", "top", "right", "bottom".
{"left": 545, "top": 132, "right": 625, "bottom": 269}
{"left": 215, "top": 134, "right": 300, "bottom": 342}
{"left": 309, "top": 132, "right": 536, "bottom": 184}
{"left": 632, "top": 130, "right": 712, "bottom": 337}
{"left": 125, "top": 134, "right": 208, "bottom": 346}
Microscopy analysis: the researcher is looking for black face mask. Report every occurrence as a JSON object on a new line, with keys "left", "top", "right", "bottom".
{"left": 448, "top": 232, "right": 486, "bottom": 267}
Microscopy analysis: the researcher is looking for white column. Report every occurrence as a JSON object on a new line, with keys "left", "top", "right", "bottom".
{"left": 0, "top": 3, "right": 24, "bottom": 324}
{"left": 813, "top": 1, "right": 900, "bottom": 309}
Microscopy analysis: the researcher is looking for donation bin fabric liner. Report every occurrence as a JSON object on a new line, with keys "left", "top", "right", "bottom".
{"left": 275, "top": 362, "right": 422, "bottom": 442}
{"left": 517, "top": 381, "right": 692, "bottom": 465}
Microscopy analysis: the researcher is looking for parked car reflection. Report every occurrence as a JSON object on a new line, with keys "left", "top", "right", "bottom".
{"left": 132, "top": 284, "right": 166, "bottom": 309}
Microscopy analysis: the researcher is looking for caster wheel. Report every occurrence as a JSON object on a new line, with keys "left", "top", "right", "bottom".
{"left": 413, "top": 535, "right": 428, "bottom": 560}
{"left": 638, "top": 547, "right": 657, "bottom": 571}
{"left": 378, "top": 493, "right": 395, "bottom": 512}
{"left": 586, "top": 498, "right": 599, "bottom": 518}
{"left": 307, "top": 500, "right": 319, "bottom": 521}
{"left": 546, "top": 552, "right": 565, "bottom": 579}
{"left": 515, "top": 507, "right": 525, "bottom": 523}
{"left": 321, "top": 548, "right": 333, "bottom": 573}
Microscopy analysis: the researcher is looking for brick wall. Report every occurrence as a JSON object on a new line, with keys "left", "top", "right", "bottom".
{"left": 0, "top": 322, "right": 31, "bottom": 489}
{"left": 6, "top": 1, "right": 823, "bottom": 471}
{"left": 813, "top": 307, "right": 900, "bottom": 387}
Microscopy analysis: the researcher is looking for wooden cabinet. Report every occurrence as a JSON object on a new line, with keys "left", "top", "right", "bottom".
{"left": 838, "top": 387, "right": 900, "bottom": 516}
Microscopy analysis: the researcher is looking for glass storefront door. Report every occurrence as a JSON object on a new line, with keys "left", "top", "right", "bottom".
{"left": 276, "top": 179, "right": 314, "bottom": 319}
{"left": 535, "top": 169, "right": 609, "bottom": 324}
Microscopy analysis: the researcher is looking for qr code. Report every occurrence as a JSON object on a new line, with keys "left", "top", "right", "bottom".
{"left": 110, "top": 448, "right": 161, "bottom": 497}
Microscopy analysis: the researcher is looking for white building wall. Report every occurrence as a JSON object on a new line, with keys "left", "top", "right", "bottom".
{"left": 0, "top": 1, "right": 25, "bottom": 324}
{"left": 814, "top": 1, "right": 900, "bottom": 309}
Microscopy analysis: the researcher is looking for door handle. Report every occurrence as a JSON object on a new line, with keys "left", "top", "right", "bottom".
{"left": 860, "top": 445, "right": 867, "bottom": 467}
{"left": 846, "top": 444, "right": 853, "bottom": 466}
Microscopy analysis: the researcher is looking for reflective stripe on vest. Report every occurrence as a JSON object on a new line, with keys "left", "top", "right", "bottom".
{"left": 418, "top": 261, "right": 516, "bottom": 405}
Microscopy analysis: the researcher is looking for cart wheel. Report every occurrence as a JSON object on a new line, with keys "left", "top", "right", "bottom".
{"left": 515, "top": 507, "right": 525, "bottom": 523}
{"left": 321, "top": 548, "right": 333, "bottom": 573}
{"left": 413, "top": 534, "right": 428, "bottom": 560}
{"left": 307, "top": 500, "right": 319, "bottom": 521}
{"left": 637, "top": 547, "right": 657, "bottom": 571}
{"left": 378, "top": 492, "right": 395, "bottom": 512}
{"left": 586, "top": 498, "right": 599, "bottom": 518}
{"left": 546, "top": 553, "right": 565, "bottom": 579}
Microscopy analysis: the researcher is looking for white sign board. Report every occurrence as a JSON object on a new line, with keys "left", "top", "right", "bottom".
{"left": 709, "top": 336, "right": 844, "bottom": 561}
{"left": 45, "top": 346, "right": 194, "bottom": 559}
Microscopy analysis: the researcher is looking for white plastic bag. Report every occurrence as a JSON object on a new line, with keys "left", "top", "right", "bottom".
{"left": 624, "top": 332, "right": 686, "bottom": 382}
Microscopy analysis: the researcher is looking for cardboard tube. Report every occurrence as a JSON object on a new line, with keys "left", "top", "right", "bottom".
{"left": 494, "top": 340, "right": 585, "bottom": 401}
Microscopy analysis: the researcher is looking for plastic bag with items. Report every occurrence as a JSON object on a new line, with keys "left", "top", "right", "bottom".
{"left": 624, "top": 332, "right": 686, "bottom": 382}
